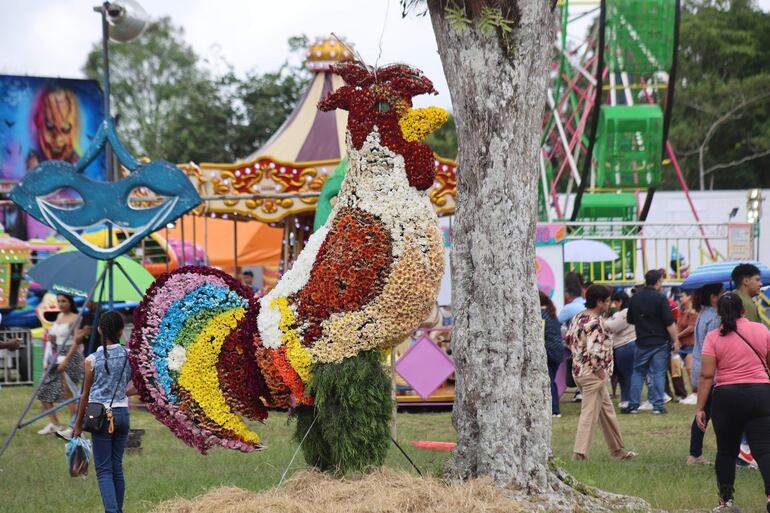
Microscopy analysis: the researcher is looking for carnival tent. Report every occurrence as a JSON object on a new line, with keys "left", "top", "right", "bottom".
{"left": 241, "top": 39, "right": 349, "bottom": 163}
{"left": 167, "top": 215, "right": 282, "bottom": 272}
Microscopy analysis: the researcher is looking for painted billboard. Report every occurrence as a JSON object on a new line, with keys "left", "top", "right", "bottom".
{"left": 0, "top": 75, "right": 105, "bottom": 239}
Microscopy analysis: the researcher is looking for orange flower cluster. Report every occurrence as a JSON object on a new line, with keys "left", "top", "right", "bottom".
{"left": 296, "top": 208, "right": 393, "bottom": 346}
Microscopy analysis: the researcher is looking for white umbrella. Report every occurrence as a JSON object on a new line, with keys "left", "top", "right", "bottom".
{"left": 564, "top": 240, "right": 619, "bottom": 263}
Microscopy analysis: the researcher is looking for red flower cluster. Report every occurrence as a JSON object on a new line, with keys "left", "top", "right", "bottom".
{"left": 318, "top": 62, "right": 438, "bottom": 190}
{"left": 295, "top": 208, "right": 393, "bottom": 346}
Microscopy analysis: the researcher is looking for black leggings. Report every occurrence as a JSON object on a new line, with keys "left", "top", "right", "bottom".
{"left": 711, "top": 384, "right": 770, "bottom": 499}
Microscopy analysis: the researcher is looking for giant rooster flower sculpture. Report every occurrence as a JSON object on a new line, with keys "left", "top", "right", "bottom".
{"left": 129, "top": 61, "right": 447, "bottom": 473}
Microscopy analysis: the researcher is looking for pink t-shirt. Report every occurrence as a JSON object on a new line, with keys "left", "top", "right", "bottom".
{"left": 702, "top": 318, "right": 770, "bottom": 386}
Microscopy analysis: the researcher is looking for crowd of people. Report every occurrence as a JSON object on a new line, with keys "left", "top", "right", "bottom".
{"left": 542, "top": 263, "right": 770, "bottom": 512}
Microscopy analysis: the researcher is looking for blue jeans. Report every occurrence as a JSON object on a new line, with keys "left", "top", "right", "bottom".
{"left": 547, "top": 359, "right": 561, "bottom": 415}
{"left": 92, "top": 408, "right": 130, "bottom": 513}
{"left": 629, "top": 344, "right": 669, "bottom": 411}
{"left": 613, "top": 341, "right": 636, "bottom": 403}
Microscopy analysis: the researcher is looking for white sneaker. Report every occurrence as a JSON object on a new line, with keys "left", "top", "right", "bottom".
{"left": 680, "top": 393, "right": 698, "bottom": 405}
{"left": 638, "top": 401, "right": 653, "bottom": 411}
{"left": 55, "top": 427, "right": 73, "bottom": 441}
{"left": 664, "top": 393, "right": 672, "bottom": 404}
{"left": 37, "top": 423, "right": 61, "bottom": 435}
{"left": 618, "top": 401, "right": 629, "bottom": 409}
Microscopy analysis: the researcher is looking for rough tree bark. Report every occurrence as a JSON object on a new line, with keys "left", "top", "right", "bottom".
{"left": 428, "top": 0, "right": 555, "bottom": 492}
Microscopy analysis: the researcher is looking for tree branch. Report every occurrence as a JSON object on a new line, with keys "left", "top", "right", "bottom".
{"left": 698, "top": 91, "right": 770, "bottom": 189}
{"left": 703, "top": 148, "right": 770, "bottom": 176}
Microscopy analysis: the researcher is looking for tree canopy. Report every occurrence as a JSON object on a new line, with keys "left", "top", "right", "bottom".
{"left": 83, "top": 18, "right": 308, "bottom": 163}
{"left": 667, "top": 0, "right": 770, "bottom": 190}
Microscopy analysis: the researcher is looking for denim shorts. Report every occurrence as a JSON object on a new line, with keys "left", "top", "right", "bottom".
{"left": 679, "top": 345, "right": 694, "bottom": 359}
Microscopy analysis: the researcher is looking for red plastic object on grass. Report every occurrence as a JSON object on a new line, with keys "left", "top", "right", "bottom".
{"left": 411, "top": 440, "right": 456, "bottom": 452}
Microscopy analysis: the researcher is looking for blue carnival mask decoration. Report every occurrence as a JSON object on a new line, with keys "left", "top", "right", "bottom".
{"left": 10, "top": 118, "right": 200, "bottom": 260}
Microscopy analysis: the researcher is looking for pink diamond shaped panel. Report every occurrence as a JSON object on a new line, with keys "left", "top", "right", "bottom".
{"left": 394, "top": 335, "right": 454, "bottom": 400}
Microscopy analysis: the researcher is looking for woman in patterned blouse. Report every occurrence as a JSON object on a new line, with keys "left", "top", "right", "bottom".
{"left": 567, "top": 285, "right": 638, "bottom": 461}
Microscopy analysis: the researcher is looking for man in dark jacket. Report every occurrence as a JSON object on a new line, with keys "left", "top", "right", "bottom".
{"left": 624, "top": 270, "right": 680, "bottom": 414}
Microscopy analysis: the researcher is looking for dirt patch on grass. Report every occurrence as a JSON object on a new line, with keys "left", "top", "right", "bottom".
{"left": 150, "top": 468, "right": 523, "bottom": 513}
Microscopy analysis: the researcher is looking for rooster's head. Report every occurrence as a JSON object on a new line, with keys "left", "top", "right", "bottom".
{"left": 319, "top": 61, "right": 448, "bottom": 190}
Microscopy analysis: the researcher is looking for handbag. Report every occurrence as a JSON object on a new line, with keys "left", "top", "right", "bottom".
{"left": 82, "top": 348, "right": 128, "bottom": 434}
{"left": 735, "top": 330, "right": 770, "bottom": 380}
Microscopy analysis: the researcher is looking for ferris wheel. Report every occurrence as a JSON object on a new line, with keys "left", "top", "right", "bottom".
{"left": 540, "top": 0, "right": 716, "bottom": 280}
{"left": 541, "top": 0, "right": 681, "bottom": 224}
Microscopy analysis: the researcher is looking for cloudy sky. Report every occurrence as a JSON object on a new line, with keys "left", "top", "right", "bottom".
{"left": 2, "top": 0, "right": 769, "bottom": 111}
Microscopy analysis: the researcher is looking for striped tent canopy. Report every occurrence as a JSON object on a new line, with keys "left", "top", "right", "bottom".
{"left": 242, "top": 44, "right": 348, "bottom": 163}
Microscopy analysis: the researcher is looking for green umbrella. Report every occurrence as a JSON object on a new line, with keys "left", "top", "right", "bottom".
{"left": 27, "top": 248, "right": 155, "bottom": 302}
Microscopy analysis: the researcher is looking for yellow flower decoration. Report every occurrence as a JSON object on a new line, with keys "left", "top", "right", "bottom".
{"left": 271, "top": 297, "right": 313, "bottom": 382}
{"left": 178, "top": 308, "right": 260, "bottom": 444}
{"left": 399, "top": 107, "right": 449, "bottom": 142}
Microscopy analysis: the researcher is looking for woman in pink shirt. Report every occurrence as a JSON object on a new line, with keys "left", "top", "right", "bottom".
{"left": 695, "top": 292, "right": 770, "bottom": 512}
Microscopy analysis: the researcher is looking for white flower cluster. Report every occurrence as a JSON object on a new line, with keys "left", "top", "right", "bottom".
{"left": 257, "top": 225, "right": 329, "bottom": 349}
{"left": 166, "top": 344, "right": 188, "bottom": 372}
{"left": 331, "top": 130, "right": 439, "bottom": 257}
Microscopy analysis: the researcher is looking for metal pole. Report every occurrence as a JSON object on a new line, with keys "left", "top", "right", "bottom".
{"left": 233, "top": 219, "right": 238, "bottom": 275}
{"left": 204, "top": 216, "right": 209, "bottom": 266}
{"left": 113, "top": 259, "right": 148, "bottom": 297}
{"left": 0, "top": 263, "right": 110, "bottom": 458}
{"left": 390, "top": 350, "right": 397, "bottom": 441}
{"left": 192, "top": 214, "right": 197, "bottom": 264}
{"left": 180, "top": 215, "right": 186, "bottom": 266}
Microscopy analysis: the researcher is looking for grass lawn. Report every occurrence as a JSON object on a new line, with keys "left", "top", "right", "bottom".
{"left": 0, "top": 385, "right": 766, "bottom": 513}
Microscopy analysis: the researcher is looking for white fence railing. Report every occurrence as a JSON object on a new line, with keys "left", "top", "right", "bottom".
{"left": 0, "top": 328, "right": 33, "bottom": 386}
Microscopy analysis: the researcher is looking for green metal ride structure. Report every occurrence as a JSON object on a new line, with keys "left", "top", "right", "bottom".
{"left": 541, "top": 0, "right": 711, "bottom": 284}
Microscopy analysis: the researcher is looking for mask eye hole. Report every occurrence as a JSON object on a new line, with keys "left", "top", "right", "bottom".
{"left": 375, "top": 101, "right": 391, "bottom": 113}
{"left": 42, "top": 187, "right": 84, "bottom": 211}
{"left": 128, "top": 187, "right": 168, "bottom": 210}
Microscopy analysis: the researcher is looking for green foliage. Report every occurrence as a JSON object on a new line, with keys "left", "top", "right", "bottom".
{"left": 445, "top": 5, "right": 472, "bottom": 33}
{"left": 425, "top": 113, "right": 458, "bottom": 159}
{"left": 667, "top": 0, "right": 770, "bottom": 190}
{"left": 83, "top": 18, "right": 308, "bottom": 163}
{"left": 295, "top": 350, "right": 393, "bottom": 476}
{"left": 478, "top": 6, "right": 515, "bottom": 36}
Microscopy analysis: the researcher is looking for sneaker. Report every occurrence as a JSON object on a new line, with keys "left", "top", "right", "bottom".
{"left": 687, "top": 455, "right": 711, "bottom": 465}
{"left": 712, "top": 499, "right": 742, "bottom": 512}
{"left": 652, "top": 408, "right": 668, "bottom": 415}
{"left": 680, "top": 393, "right": 698, "bottom": 405}
{"left": 36, "top": 423, "right": 61, "bottom": 435}
{"left": 552, "top": 413, "right": 562, "bottom": 418}
{"left": 664, "top": 393, "right": 672, "bottom": 404}
{"left": 618, "top": 401, "right": 629, "bottom": 409}
{"left": 55, "top": 427, "right": 73, "bottom": 441}
{"left": 638, "top": 401, "right": 653, "bottom": 411}
{"left": 573, "top": 392, "right": 582, "bottom": 403}
{"left": 738, "top": 444, "right": 757, "bottom": 468}
{"left": 735, "top": 458, "right": 752, "bottom": 469}
{"left": 621, "top": 406, "right": 639, "bottom": 414}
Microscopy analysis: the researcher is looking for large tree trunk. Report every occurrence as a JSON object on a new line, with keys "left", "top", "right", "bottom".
{"left": 428, "top": 0, "right": 555, "bottom": 492}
